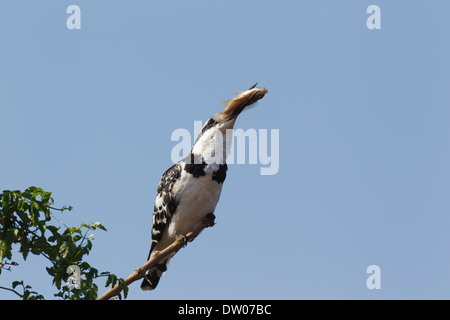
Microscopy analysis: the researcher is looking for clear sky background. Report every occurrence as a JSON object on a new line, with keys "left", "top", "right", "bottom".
{"left": 1, "top": 1, "right": 449, "bottom": 299}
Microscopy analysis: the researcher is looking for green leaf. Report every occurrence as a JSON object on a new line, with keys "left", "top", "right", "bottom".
{"left": 119, "top": 279, "right": 129, "bottom": 299}
{"left": 54, "top": 274, "right": 62, "bottom": 290}
{"left": 60, "top": 242, "right": 68, "bottom": 258}
{"left": 0, "top": 229, "right": 15, "bottom": 261}
{"left": 12, "top": 280, "right": 23, "bottom": 289}
{"left": 91, "top": 222, "right": 107, "bottom": 231}
{"left": 68, "top": 227, "right": 82, "bottom": 235}
{"left": 105, "top": 274, "right": 117, "bottom": 287}
{"left": 0, "top": 240, "right": 9, "bottom": 261}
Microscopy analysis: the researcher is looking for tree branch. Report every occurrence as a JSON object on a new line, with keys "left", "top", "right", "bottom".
{"left": 0, "top": 286, "right": 23, "bottom": 298}
{"left": 96, "top": 213, "right": 216, "bottom": 300}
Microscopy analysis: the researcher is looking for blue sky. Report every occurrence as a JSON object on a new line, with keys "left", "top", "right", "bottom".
{"left": 1, "top": 1, "right": 449, "bottom": 299}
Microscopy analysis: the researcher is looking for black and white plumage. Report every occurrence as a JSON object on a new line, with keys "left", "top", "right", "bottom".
{"left": 141, "top": 84, "right": 268, "bottom": 291}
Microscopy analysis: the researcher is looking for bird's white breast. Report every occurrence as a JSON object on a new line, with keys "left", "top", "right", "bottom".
{"left": 168, "top": 166, "right": 223, "bottom": 238}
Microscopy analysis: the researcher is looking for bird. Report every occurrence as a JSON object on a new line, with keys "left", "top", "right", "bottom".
{"left": 140, "top": 83, "right": 268, "bottom": 291}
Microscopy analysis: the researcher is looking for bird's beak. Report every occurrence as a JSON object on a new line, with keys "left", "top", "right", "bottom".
{"left": 222, "top": 85, "right": 268, "bottom": 121}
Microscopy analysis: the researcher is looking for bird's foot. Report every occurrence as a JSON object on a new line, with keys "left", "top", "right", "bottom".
{"left": 181, "top": 234, "right": 189, "bottom": 247}
{"left": 175, "top": 232, "right": 190, "bottom": 247}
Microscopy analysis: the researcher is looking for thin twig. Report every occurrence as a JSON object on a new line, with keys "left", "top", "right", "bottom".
{"left": 96, "top": 214, "right": 216, "bottom": 300}
{"left": 0, "top": 286, "right": 23, "bottom": 298}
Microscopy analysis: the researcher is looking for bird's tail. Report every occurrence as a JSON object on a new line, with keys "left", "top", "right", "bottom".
{"left": 140, "top": 258, "right": 171, "bottom": 291}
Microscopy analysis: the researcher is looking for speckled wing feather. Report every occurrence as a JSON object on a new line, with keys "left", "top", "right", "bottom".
{"left": 148, "top": 162, "right": 182, "bottom": 258}
{"left": 141, "top": 162, "right": 183, "bottom": 290}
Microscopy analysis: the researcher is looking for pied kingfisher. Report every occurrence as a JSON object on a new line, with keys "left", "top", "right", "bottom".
{"left": 141, "top": 83, "right": 268, "bottom": 291}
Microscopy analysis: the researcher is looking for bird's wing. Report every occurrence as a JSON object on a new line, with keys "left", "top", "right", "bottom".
{"left": 148, "top": 162, "right": 182, "bottom": 259}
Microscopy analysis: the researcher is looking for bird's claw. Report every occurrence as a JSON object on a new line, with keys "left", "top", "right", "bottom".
{"left": 175, "top": 232, "right": 189, "bottom": 247}
{"left": 181, "top": 234, "right": 189, "bottom": 247}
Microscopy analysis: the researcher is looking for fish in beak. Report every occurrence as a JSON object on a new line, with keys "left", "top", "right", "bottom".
{"left": 220, "top": 83, "right": 268, "bottom": 121}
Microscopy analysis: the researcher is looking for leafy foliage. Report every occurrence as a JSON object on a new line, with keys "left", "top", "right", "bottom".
{"left": 0, "top": 186, "right": 127, "bottom": 299}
